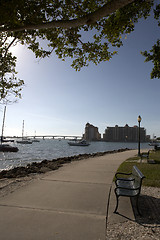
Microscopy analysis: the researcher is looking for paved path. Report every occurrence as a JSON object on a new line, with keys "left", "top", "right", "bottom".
{"left": 0, "top": 150, "right": 137, "bottom": 240}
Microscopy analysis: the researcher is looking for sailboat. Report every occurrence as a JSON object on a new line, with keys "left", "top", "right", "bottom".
{"left": 17, "top": 120, "right": 32, "bottom": 144}
{"left": 32, "top": 131, "right": 40, "bottom": 142}
{"left": 0, "top": 106, "right": 19, "bottom": 152}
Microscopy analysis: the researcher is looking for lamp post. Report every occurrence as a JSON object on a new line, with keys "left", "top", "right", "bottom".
{"left": 138, "top": 115, "right": 142, "bottom": 156}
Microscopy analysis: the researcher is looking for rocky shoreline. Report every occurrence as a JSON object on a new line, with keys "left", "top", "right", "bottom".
{"left": 0, "top": 148, "right": 130, "bottom": 179}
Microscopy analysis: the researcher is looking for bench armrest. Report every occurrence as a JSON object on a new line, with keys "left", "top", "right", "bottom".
{"left": 115, "top": 172, "right": 132, "bottom": 179}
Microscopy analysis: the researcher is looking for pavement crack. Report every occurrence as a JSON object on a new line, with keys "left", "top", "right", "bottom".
{"left": 40, "top": 178, "right": 111, "bottom": 186}
{"left": 0, "top": 203, "right": 105, "bottom": 219}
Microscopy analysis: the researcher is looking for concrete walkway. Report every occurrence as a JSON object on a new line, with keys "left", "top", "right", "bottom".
{"left": 0, "top": 150, "right": 137, "bottom": 240}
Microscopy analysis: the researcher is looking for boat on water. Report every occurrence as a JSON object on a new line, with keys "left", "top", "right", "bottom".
{"left": 31, "top": 131, "right": 40, "bottom": 142}
{"left": 0, "top": 106, "right": 19, "bottom": 152}
{"left": 68, "top": 139, "right": 90, "bottom": 146}
{"left": 17, "top": 139, "right": 32, "bottom": 144}
{"left": 17, "top": 120, "right": 33, "bottom": 144}
{"left": 149, "top": 141, "right": 159, "bottom": 146}
{"left": 149, "top": 141, "right": 160, "bottom": 150}
{"left": 0, "top": 144, "right": 18, "bottom": 152}
{"left": 32, "top": 139, "right": 40, "bottom": 142}
{"left": 1, "top": 138, "right": 14, "bottom": 143}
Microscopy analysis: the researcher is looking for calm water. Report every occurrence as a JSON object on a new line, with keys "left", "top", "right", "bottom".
{"left": 0, "top": 139, "right": 151, "bottom": 171}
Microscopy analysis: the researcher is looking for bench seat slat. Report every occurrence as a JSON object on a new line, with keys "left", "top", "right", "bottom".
{"left": 116, "top": 179, "right": 135, "bottom": 188}
{"left": 115, "top": 188, "right": 139, "bottom": 197}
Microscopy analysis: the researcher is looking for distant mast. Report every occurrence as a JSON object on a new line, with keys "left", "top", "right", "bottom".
{"left": 1, "top": 106, "right": 7, "bottom": 143}
{"left": 22, "top": 120, "right": 24, "bottom": 139}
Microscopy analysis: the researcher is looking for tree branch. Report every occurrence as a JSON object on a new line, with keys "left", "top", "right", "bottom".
{"left": 0, "top": 0, "right": 137, "bottom": 32}
{"left": 4, "top": 37, "right": 17, "bottom": 58}
{"left": 0, "top": 36, "right": 8, "bottom": 47}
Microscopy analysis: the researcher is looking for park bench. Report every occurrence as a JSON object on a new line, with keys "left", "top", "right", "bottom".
{"left": 114, "top": 165, "right": 145, "bottom": 215}
{"left": 141, "top": 150, "right": 156, "bottom": 164}
{"left": 140, "top": 150, "right": 150, "bottom": 162}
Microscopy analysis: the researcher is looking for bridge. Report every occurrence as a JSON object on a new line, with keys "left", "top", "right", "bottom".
{"left": 4, "top": 135, "right": 82, "bottom": 140}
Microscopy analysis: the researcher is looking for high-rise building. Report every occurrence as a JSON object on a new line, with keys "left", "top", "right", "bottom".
{"left": 83, "top": 123, "right": 101, "bottom": 141}
{"left": 103, "top": 124, "right": 147, "bottom": 142}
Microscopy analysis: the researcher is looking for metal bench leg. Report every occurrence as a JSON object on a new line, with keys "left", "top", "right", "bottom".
{"left": 136, "top": 196, "right": 141, "bottom": 216}
{"left": 114, "top": 194, "right": 119, "bottom": 213}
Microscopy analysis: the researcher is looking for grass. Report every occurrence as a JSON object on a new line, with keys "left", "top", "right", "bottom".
{"left": 115, "top": 150, "right": 160, "bottom": 188}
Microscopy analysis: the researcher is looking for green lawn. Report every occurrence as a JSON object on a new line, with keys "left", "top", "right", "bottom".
{"left": 115, "top": 150, "right": 160, "bottom": 188}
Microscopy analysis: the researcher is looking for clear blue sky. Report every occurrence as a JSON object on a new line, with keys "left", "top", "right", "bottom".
{"left": 1, "top": 10, "right": 160, "bottom": 138}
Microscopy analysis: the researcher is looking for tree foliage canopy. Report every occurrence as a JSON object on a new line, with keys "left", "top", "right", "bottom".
{"left": 0, "top": 0, "right": 159, "bottom": 101}
{"left": 0, "top": 34, "right": 24, "bottom": 103}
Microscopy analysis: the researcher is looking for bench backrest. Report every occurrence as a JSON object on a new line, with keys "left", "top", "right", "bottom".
{"left": 132, "top": 165, "right": 145, "bottom": 191}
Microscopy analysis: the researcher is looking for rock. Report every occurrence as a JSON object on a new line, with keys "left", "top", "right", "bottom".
{"left": 38, "top": 167, "right": 52, "bottom": 173}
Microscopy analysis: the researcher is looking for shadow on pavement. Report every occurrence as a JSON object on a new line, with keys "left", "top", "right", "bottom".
{"left": 113, "top": 194, "right": 160, "bottom": 227}
{"left": 131, "top": 194, "right": 160, "bottom": 225}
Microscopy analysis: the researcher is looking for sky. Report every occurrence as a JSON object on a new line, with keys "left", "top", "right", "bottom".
{"left": 0, "top": 8, "right": 160, "bottom": 139}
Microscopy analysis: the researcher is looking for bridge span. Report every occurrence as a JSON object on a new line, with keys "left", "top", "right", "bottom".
{"left": 4, "top": 135, "right": 82, "bottom": 140}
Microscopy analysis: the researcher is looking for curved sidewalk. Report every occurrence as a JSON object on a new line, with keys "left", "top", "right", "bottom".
{"left": 0, "top": 150, "right": 137, "bottom": 240}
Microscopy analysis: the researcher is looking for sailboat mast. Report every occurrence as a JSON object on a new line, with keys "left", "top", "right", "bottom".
{"left": 1, "top": 106, "right": 6, "bottom": 143}
{"left": 22, "top": 120, "right": 24, "bottom": 139}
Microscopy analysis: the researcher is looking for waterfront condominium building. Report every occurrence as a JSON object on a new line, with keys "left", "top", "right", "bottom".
{"left": 83, "top": 123, "right": 101, "bottom": 141}
{"left": 103, "top": 124, "right": 147, "bottom": 142}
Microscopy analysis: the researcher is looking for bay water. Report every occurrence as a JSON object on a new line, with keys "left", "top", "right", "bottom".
{"left": 0, "top": 139, "right": 151, "bottom": 171}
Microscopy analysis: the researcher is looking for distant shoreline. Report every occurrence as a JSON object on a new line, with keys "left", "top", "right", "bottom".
{"left": 0, "top": 148, "right": 131, "bottom": 179}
